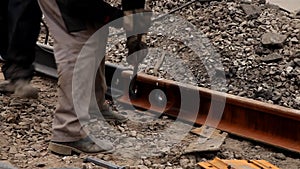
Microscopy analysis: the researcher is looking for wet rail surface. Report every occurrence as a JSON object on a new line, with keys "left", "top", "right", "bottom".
{"left": 34, "top": 43, "right": 300, "bottom": 153}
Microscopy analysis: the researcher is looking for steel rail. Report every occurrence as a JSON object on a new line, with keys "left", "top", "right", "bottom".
{"left": 117, "top": 71, "right": 300, "bottom": 153}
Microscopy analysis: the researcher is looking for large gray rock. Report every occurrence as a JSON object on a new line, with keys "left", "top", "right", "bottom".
{"left": 261, "top": 32, "right": 287, "bottom": 47}
{"left": 241, "top": 4, "right": 262, "bottom": 19}
{"left": 260, "top": 53, "right": 283, "bottom": 63}
{"left": 266, "top": 0, "right": 300, "bottom": 13}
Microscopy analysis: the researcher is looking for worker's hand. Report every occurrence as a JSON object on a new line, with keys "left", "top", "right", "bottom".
{"left": 126, "top": 35, "right": 148, "bottom": 66}
{"left": 123, "top": 8, "right": 152, "bottom": 35}
{"left": 123, "top": 8, "right": 152, "bottom": 66}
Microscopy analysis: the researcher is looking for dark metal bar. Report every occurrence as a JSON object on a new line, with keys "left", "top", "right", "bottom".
{"left": 34, "top": 43, "right": 57, "bottom": 78}
{"left": 84, "top": 157, "right": 125, "bottom": 169}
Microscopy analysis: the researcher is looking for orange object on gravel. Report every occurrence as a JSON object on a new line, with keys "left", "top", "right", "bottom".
{"left": 198, "top": 157, "right": 279, "bottom": 169}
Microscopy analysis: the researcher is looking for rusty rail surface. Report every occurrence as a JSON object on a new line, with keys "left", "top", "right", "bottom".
{"left": 117, "top": 71, "right": 300, "bottom": 153}
{"left": 34, "top": 44, "right": 300, "bottom": 153}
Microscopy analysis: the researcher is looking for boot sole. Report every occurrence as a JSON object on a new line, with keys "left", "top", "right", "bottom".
{"left": 48, "top": 142, "right": 115, "bottom": 156}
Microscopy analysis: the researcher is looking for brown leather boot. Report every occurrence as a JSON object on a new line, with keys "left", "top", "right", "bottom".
{"left": 101, "top": 104, "right": 128, "bottom": 123}
{"left": 0, "top": 79, "right": 38, "bottom": 98}
{"left": 48, "top": 136, "right": 114, "bottom": 156}
{"left": 90, "top": 104, "right": 128, "bottom": 123}
{"left": 14, "top": 79, "right": 39, "bottom": 98}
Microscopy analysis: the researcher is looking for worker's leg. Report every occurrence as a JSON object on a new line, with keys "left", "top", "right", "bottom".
{"left": 38, "top": 0, "right": 94, "bottom": 142}
{"left": 89, "top": 57, "right": 128, "bottom": 123}
{"left": 0, "top": 0, "right": 41, "bottom": 98}
{"left": 2, "top": 0, "right": 41, "bottom": 81}
{"left": 38, "top": 0, "right": 113, "bottom": 155}
{"left": 95, "top": 60, "right": 128, "bottom": 123}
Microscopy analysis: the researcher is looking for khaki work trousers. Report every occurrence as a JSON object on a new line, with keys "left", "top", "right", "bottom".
{"left": 38, "top": 0, "right": 109, "bottom": 142}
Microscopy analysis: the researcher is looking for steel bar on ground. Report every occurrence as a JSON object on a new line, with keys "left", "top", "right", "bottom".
{"left": 117, "top": 71, "right": 300, "bottom": 153}
{"left": 84, "top": 157, "right": 125, "bottom": 169}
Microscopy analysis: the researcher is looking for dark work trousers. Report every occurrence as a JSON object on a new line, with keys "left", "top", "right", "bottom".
{"left": 0, "top": 0, "right": 41, "bottom": 82}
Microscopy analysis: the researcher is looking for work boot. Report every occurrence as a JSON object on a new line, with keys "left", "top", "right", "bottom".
{"left": 90, "top": 108, "right": 128, "bottom": 124}
{"left": 0, "top": 79, "right": 38, "bottom": 98}
{"left": 101, "top": 107, "right": 128, "bottom": 123}
{"left": 14, "top": 79, "right": 39, "bottom": 99}
{"left": 0, "top": 80, "right": 15, "bottom": 93}
{"left": 48, "top": 136, "right": 114, "bottom": 156}
{"left": 90, "top": 104, "right": 128, "bottom": 123}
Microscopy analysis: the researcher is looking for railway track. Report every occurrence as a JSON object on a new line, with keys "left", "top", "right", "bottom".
{"left": 34, "top": 42, "right": 300, "bottom": 154}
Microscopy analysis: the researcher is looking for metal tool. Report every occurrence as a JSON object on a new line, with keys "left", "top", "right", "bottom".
{"left": 129, "top": 64, "right": 139, "bottom": 99}
{"left": 84, "top": 157, "right": 125, "bottom": 169}
{"left": 128, "top": 34, "right": 144, "bottom": 100}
